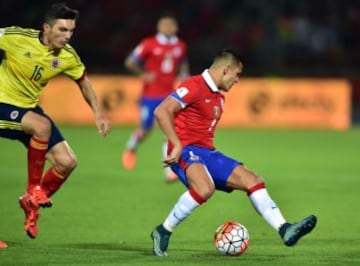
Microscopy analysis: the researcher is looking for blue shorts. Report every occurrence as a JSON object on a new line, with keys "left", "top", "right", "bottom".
{"left": 0, "top": 103, "right": 65, "bottom": 151}
{"left": 171, "top": 145, "right": 242, "bottom": 193}
{"left": 139, "top": 97, "right": 165, "bottom": 129}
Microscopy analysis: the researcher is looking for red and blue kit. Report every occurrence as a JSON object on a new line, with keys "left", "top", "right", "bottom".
{"left": 169, "top": 70, "right": 240, "bottom": 192}
{"left": 170, "top": 70, "right": 225, "bottom": 150}
{"left": 131, "top": 34, "right": 187, "bottom": 98}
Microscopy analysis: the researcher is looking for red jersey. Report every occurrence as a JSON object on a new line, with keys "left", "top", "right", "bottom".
{"left": 170, "top": 70, "right": 225, "bottom": 151}
{"left": 131, "top": 33, "right": 187, "bottom": 98}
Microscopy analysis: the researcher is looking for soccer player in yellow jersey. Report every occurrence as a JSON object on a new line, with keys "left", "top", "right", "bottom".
{"left": 0, "top": 3, "right": 110, "bottom": 239}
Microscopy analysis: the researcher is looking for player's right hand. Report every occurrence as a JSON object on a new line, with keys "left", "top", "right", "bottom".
{"left": 163, "top": 145, "right": 182, "bottom": 167}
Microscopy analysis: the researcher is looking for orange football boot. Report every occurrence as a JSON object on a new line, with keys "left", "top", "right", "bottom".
{"left": 122, "top": 149, "right": 136, "bottom": 170}
{"left": 19, "top": 194, "right": 40, "bottom": 239}
{"left": 0, "top": 240, "right": 7, "bottom": 248}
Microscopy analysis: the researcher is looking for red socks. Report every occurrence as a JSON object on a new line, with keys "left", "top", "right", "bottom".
{"left": 27, "top": 137, "right": 48, "bottom": 192}
{"left": 189, "top": 188, "right": 206, "bottom": 204}
{"left": 42, "top": 167, "right": 67, "bottom": 197}
{"left": 247, "top": 182, "right": 266, "bottom": 196}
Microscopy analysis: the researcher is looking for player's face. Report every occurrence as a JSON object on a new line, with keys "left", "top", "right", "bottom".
{"left": 157, "top": 17, "right": 178, "bottom": 38}
{"left": 221, "top": 63, "right": 243, "bottom": 92}
{"left": 43, "top": 19, "right": 76, "bottom": 49}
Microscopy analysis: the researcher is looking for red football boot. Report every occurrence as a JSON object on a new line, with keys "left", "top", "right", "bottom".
{"left": 29, "top": 185, "right": 52, "bottom": 208}
{"left": 19, "top": 194, "right": 40, "bottom": 239}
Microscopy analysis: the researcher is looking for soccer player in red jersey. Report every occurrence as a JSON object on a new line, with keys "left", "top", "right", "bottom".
{"left": 0, "top": 3, "right": 110, "bottom": 239}
{"left": 122, "top": 13, "right": 189, "bottom": 182}
{"left": 150, "top": 48, "right": 317, "bottom": 256}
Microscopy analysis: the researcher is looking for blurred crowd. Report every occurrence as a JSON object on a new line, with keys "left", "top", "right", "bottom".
{"left": 0, "top": 0, "right": 359, "bottom": 77}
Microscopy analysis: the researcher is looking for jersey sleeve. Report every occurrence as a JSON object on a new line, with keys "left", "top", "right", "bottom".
{"left": 171, "top": 80, "right": 200, "bottom": 108}
{"left": 64, "top": 60, "right": 85, "bottom": 81}
{"left": 63, "top": 45, "right": 86, "bottom": 80}
{"left": 131, "top": 38, "right": 151, "bottom": 64}
{"left": 0, "top": 27, "right": 21, "bottom": 50}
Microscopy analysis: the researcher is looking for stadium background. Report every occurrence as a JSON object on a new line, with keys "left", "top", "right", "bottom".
{"left": 1, "top": 0, "right": 359, "bottom": 125}
{"left": 1, "top": 2, "right": 360, "bottom": 265}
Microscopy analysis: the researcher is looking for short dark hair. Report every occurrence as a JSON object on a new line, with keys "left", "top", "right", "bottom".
{"left": 159, "top": 11, "right": 177, "bottom": 20}
{"left": 44, "top": 3, "right": 79, "bottom": 24}
{"left": 211, "top": 48, "right": 243, "bottom": 72}
{"left": 214, "top": 48, "right": 242, "bottom": 63}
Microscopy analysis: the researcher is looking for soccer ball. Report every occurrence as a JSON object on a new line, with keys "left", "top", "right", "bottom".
{"left": 214, "top": 221, "right": 250, "bottom": 256}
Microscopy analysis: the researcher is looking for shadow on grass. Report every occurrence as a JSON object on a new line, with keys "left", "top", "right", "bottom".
{"left": 54, "top": 242, "right": 224, "bottom": 257}
{"left": 57, "top": 242, "right": 151, "bottom": 254}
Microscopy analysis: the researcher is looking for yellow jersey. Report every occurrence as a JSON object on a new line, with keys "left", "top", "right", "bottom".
{"left": 0, "top": 26, "right": 85, "bottom": 108}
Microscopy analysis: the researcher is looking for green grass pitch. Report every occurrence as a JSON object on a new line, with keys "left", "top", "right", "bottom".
{"left": 1, "top": 126, "right": 359, "bottom": 265}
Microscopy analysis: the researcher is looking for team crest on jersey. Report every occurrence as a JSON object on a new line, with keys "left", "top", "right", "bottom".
{"left": 213, "top": 106, "right": 220, "bottom": 118}
{"left": 51, "top": 58, "right": 60, "bottom": 69}
{"left": 10, "top": 110, "right": 19, "bottom": 120}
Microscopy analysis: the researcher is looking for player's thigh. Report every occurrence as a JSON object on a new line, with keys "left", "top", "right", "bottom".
{"left": 186, "top": 163, "right": 215, "bottom": 198}
{"left": 22, "top": 110, "right": 51, "bottom": 136}
{"left": 0, "top": 105, "right": 25, "bottom": 143}
{"left": 226, "top": 165, "right": 264, "bottom": 191}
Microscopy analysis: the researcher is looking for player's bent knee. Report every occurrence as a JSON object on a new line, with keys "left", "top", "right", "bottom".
{"left": 65, "top": 156, "right": 77, "bottom": 171}
{"left": 56, "top": 154, "right": 77, "bottom": 174}
{"left": 195, "top": 184, "right": 215, "bottom": 200}
{"left": 203, "top": 188, "right": 215, "bottom": 200}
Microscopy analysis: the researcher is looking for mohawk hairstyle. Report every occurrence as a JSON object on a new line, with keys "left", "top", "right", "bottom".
{"left": 211, "top": 48, "right": 244, "bottom": 73}
{"left": 214, "top": 48, "right": 242, "bottom": 63}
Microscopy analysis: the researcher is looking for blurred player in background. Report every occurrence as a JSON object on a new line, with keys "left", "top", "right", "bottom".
{"left": 0, "top": 3, "right": 110, "bottom": 239}
{"left": 122, "top": 13, "right": 189, "bottom": 182}
{"left": 150, "top": 48, "right": 317, "bottom": 256}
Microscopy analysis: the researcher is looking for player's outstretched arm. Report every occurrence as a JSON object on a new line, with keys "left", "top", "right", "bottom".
{"left": 77, "top": 76, "right": 111, "bottom": 137}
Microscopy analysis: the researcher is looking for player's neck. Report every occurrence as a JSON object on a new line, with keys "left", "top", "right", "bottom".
{"left": 39, "top": 32, "right": 56, "bottom": 51}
